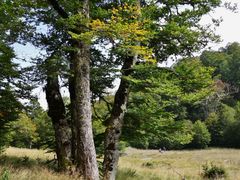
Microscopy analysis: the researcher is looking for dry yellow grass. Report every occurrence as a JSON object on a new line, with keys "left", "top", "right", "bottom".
{"left": 3, "top": 147, "right": 54, "bottom": 160}
{"left": 1, "top": 147, "right": 240, "bottom": 179}
{"left": 118, "top": 148, "right": 240, "bottom": 180}
{"left": 0, "top": 147, "right": 79, "bottom": 180}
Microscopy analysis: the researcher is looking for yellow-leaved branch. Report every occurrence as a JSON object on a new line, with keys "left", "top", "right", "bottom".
{"left": 69, "top": 3, "right": 156, "bottom": 63}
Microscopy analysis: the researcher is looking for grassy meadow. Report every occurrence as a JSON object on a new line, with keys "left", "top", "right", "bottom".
{"left": 117, "top": 148, "right": 240, "bottom": 180}
{"left": 0, "top": 147, "right": 240, "bottom": 180}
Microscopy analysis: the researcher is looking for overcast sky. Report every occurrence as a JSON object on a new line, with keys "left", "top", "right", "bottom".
{"left": 206, "top": 0, "right": 240, "bottom": 49}
{"left": 14, "top": 0, "right": 240, "bottom": 109}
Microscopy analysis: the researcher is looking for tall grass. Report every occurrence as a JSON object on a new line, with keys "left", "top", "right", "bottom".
{"left": 0, "top": 147, "right": 78, "bottom": 180}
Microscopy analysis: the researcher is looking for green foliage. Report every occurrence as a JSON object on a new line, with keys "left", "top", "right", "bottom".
{"left": 223, "top": 121, "right": 240, "bottom": 148}
{"left": 0, "top": 3, "right": 34, "bottom": 149}
{"left": 123, "top": 58, "right": 215, "bottom": 149}
{"left": 70, "top": 3, "right": 156, "bottom": 62}
{"left": 0, "top": 131, "right": 12, "bottom": 154}
{"left": 27, "top": 100, "right": 55, "bottom": 149}
{"left": 174, "top": 58, "right": 215, "bottom": 103}
{"left": 202, "top": 163, "right": 227, "bottom": 179}
{"left": 199, "top": 42, "right": 240, "bottom": 148}
{"left": 187, "top": 121, "right": 211, "bottom": 149}
{"left": 92, "top": 96, "right": 113, "bottom": 155}
{"left": 0, "top": 99, "right": 55, "bottom": 150}
{"left": 0, "top": 44, "right": 22, "bottom": 152}
{"left": 9, "top": 113, "right": 38, "bottom": 148}
{"left": 201, "top": 42, "right": 240, "bottom": 87}
{"left": 222, "top": 101, "right": 240, "bottom": 148}
{"left": 206, "top": 104, "right": 236, "bottom": 146}
{"left": 124, "top": 90, "right": 194, "bottom": 149}
{"left": 146, "top": 0, "right": 221, "bottom": 61}
{"left": 0, "top": 168, "right": 10, "bottom": 180}
{"left": 118, "top": 141, "right": 129, "bottom": 152}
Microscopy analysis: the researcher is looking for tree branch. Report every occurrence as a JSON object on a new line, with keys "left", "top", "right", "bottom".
{"left": 48, "top": 0, "right": 69, "bottom": 19}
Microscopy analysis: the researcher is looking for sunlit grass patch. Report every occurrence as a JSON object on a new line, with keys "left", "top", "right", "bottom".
{"left": 0, "top": 147, "right": 78, "bottom": 180}
{"left": 118, "top": 148, "right": 240, "bottom": 180}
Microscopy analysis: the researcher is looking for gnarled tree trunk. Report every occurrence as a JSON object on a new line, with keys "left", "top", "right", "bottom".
{"left": 45, "top": 75, "right": 72, "bottom": 171}
{"left": 103, "top": 56, "right": 136, "bottom": 180}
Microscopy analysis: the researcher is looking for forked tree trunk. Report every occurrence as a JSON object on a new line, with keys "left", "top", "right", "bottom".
{"left": 45, "top": 76, "right": 72, "bottom": 171}
{"left": 47, "top": 0, "right": 99, "bottom": 177}
{"left": 103, "top": 56, "right": 136, "bottom": 180}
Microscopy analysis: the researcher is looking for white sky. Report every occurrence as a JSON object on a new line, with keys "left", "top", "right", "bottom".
{"left": 13, "top": 0, "right": 240, "bottom": 109}
{"left": 205, "top": 1, "right": 240, "bottom": 50}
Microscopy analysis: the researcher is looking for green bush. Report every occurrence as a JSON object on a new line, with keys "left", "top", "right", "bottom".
{"left": 119, "top": 141, "right": 129, "bottom": 152}
{"left": 206, "top": 104, "right": 236, "bottom": 147}
{"left": 223, "top": 120, "right": 240, "bottom": 148}
{"left": 188, "top": 120, "right": 211, "bottom": 149}
{"left": 202, "top": 163, "right": 227, "bottom": 179}
{"left": 223, "top": 102, "right": 240, "bottom": 148}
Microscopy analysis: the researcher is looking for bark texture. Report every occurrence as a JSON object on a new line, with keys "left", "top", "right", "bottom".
{"left": 71, "top": 40, "right": 99, "bottom": 180}
{"left": 45, "top": 75, "right": 72, "bottom": 171}
{"left": 48, "top": 0, "right": 99, "bottom": 178}
{"left": 103, "top": 56, "right": 136, "bottom": 180}
{"left": 70, "top": 0, "right": 99, "bottom": 178}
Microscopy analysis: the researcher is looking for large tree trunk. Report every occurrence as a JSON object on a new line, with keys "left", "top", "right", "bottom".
{"left": 103, "top": 56, "right": 136, "bottom": 180}
{"left": 71, "top": 40, "right": 99, "bottom": 180}
{"left": 45, "top": 75, "right": 72, "bottom": 171}
{"left": 70, "top": 0, "right": 99, "bottom": 178}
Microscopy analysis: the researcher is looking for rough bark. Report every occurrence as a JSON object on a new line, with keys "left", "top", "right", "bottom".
{"left": 103, "top": 56, "right": 136, "bottom": 180}
{"left": 45, "top": 75, "right": 72, "bottom": 171}
{"left": 71, "top": 40, "right": 99, "bottom": 180}
{"left": 48, "top": 0, "right": 99, "bottom": 178}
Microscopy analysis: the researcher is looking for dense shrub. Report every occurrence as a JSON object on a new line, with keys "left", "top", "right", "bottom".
{"left": 223, "top": 120, "right": 240, "bottom": 148}
{"left": 188, "top": 121, "right": 211, "bottom": 149}
{"left": 206, "top": 104, "right": 236, "bottom": 147}
{"left": 9, "top": 113, "right": 38, "bottom": 149}
{"left": 202, "top": 163, "right": 227, "bottom": 179}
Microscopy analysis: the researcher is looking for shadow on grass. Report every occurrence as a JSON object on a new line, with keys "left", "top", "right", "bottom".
{"left": 0, "top": 155, "right": 58, "bottom": 171}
